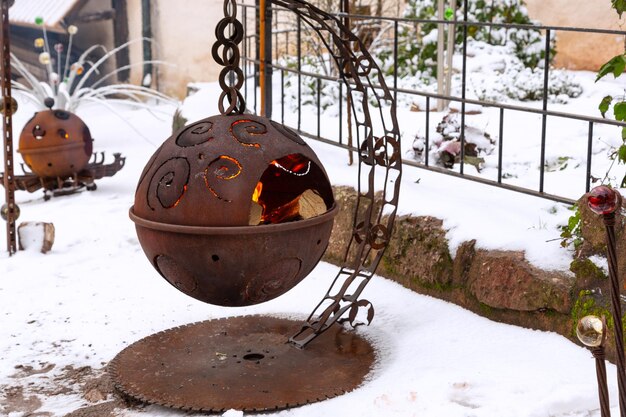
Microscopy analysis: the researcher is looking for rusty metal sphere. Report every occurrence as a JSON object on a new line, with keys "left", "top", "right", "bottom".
{"left": 131, "top": 113, "right": 337, "bottom": 307}
{"left": 18, "top": 109, "right": 93, "bottom": 178}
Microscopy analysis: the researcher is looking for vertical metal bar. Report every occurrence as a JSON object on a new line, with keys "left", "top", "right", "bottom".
{"left": 297, "top": 16, "right": 302, "bottom": 131}
{"left": 259, "top": 0, "right": 272, "bottom": 118}
{"left": 243, "top": 5, "right": 248, "bottom": 105}
{"left": 274, "top": 8, "right": 278, "bottom": 66}
{"left": 539, "top": 29, "right": 550, "bottom": 193}
{"left": 281, "top": 69, "right": 285, "bottom": 124}
{"left": 586, "top": 122, "right": 593, "bottom": 193}
{"left": 259, "top": 0, "right": 266, "bottom": 115}
{"left": 338, "top": 81, "right": 343, "bottom": 145}
{"left": 393, "top": 21, "right": 398, "bottom": 106}
{"left": 498, "top": 107, "right": 504, "bottom": 183}
{"left": 111, "top": 0, "right": 130, "bottom": 82}
{"left": 341, "top": 0, "right": 353, "bottom": 165}
{"left": 601, "top": 211, "right": 626, "bottom": 417}
{"left": 1, "top": 0, "right": 16, "bottom": 255}
{"left": 141, "top": 0, "right": 152, "bottom": 85}
{"left": 590, "top": 347, "right": 611, "bottom": 417}
{"left": 254, "top": 0, "right": 260, "bottom": 86}
{"left": 436, "top": 0, "right": 445, "bottom": 111}
{"left": 425, "top": 96, "right": 430, "bottom": 167}
{"left": 459, "top": 0, "right": 468, "bottom": 175}
{"left": 265, "top": 3, "right": 273, "bottom": 118}
{"left": 316, "top": 77, "right": 321, "bottom": 137}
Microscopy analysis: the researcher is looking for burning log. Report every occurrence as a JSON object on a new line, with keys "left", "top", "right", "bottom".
{"left": 249, "top": 189, "right": 327, "bottom": 225}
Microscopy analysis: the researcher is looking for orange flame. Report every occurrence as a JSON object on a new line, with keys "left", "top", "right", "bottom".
{"left": 252, "top": 181, "right": 263, "bottom": 203}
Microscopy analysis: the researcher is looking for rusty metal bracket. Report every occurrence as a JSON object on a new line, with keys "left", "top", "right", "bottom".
{"left": 269, "top": 0, "right": 402, "bottom": 348}
{"left": 1, "top": 0, "right": 17, "bottom": 255}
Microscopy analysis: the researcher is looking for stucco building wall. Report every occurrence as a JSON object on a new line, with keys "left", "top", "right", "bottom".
{"left": 524, "top": 0, "right": 625, "bottom": 71}
{"left": 126, "top": 0, "right": 224, "bottom": 98}
{"left": 120, "top": 1, "right": 624, "bottom": 96}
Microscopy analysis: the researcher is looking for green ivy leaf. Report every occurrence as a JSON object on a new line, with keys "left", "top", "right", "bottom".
{"left": 622, "top": 127, "right": 626, "bottom": 140}
{"left": 613, "top": 0, "right": 626, "bottom": 17}
{"left": 615, "top": 102, "right": 626, "bottom": 121}
{"left": 567, "top": 215, "right": 578, "bottom": 231}
{"left": 618, "top": 144, "right": 626, "bottom": 163}
{"left": 444, "top": 7, "right": 454, "bottom": 20}
{"left": 596, "top": 55, "right": 626, "bottom": 81}
{"left": 599, "top": 95, "right": 613, "bottom": 118}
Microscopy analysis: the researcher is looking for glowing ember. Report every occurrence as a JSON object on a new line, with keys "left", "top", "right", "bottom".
{"left": 249, "top": 154, "right": 329, "bottom": 225}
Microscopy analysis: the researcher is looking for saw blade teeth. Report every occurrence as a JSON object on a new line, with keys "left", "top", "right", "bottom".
{"left": 108, "top": 315, "right": 374, "bottom": 412}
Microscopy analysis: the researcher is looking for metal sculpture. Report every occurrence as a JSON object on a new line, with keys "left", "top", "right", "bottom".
{"left": 131, "top": 113, "right": 337, "bottom": 306}
{"left": 3, "top": 99, "right": 126, "bottom": 199}
{"left": 110, "top": 0, "right": 401, "bottom": 411}
{"left": 0, "top": 9, "right": 126, "bottom": 202}
{"left": 577, "top": 185, "right": 626, "bottom": 417}
{"left": 19, "top": 106, "right": 93, "bottom": 179}
{"left": 275, "top": 0, "right": 402, "bottom": 348}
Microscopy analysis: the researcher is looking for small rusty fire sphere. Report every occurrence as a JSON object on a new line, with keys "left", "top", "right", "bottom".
{"left": 112, "top": 0, "right": 402, "bottom": 412}
{"left": 131, "top": 114, "right": 337, "bottom": 306}
{"left": 1, "top": 98, "right": 126, "bottom": 198}
{"left": 18, "top": 108, "right": 93, "bottom": 178}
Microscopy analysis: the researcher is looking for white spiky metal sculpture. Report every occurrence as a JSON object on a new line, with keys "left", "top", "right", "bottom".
{"left": 11, "top": 17, "right": 176, "bottom": 119}
{"left": 2, "top": 16, "right": 176, "bottom": 199}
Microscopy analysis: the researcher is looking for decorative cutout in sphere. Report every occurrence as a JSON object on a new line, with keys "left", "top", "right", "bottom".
{"left": 131, "top": 114, "right": 337, "bottom": 307}
{"left": 576, "top": 315, "right": 606, "bottom": 347}
{"left": 18, "top": 110, "right": 93, "bottom": 178}
{"left": 588, "top": 185, "right": 621, "bottom": 215}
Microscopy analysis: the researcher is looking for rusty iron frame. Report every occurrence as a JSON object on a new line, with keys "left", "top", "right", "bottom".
{"left": 211, "top": 0, "right": 402, "bottom": 341}
{"left": 254, "top": 0, "right": 402, "bottom": 348}
{"left": 1, "top": 0, "right": 17, "bottom": 255}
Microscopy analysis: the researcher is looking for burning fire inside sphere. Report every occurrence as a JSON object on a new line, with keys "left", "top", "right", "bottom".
{"left": 18, "top": 109, "right": 93, "bottom": 179}
{"left": 131, "top": 114, "right": 337, "bottom": 307}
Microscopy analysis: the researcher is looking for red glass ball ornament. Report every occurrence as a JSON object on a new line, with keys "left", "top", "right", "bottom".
{"left": 587, "top": 185, "right": 622, "bottom": 215}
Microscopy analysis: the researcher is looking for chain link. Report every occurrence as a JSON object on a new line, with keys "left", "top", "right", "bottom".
{"left": 212, "top": 0, "right": 245, "bottom": 115}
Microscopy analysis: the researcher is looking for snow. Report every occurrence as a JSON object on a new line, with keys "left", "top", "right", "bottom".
{"left": 0, "top": 75, "right": 621, "bottom": 416}
{"left": 15, "top": 222, "right": 46, "bottom": 253}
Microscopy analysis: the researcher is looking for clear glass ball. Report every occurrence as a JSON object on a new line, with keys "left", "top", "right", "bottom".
{"left": 576, "top": 315, "right": 606, "bottom": 347}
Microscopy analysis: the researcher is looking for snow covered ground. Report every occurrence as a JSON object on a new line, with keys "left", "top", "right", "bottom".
{"left": 0, "top": 76, "right": 622, "bottom": 416}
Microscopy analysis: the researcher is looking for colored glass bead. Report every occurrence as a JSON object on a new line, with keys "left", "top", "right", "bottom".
{"left": 588, "top": 185, "right": 621, "bottom": 215}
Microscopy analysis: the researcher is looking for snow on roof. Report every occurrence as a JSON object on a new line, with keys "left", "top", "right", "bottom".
{"left": 9, "top": 0, "right": 81, "bottom": 30}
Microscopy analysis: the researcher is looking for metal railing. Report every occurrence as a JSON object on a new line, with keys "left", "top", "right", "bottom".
{"left": 239, "top": 1, "right": 626, "bottom": 205}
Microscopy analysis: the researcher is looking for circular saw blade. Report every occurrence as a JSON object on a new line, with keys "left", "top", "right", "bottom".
{"left": 109, "top": 315, "right": 375, "bottom": 412}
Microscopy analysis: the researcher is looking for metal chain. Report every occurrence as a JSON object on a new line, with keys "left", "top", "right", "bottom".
{"left": 213, "top": 0, "right": 245, "bottom": 115}
{"left": 1, "top": 0, "right": 17, "bottom": 255}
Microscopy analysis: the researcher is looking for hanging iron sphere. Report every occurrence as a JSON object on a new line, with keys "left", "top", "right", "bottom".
{"left": 18, "top": 109, "right": 93, "bottom": 179}
{"left": 131, "top": 114, "right": 337, "bottom": 307}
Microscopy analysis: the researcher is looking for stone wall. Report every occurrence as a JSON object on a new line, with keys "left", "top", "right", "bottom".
{"left": 323, "top": 185, "right": 626, "bottom": 360}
